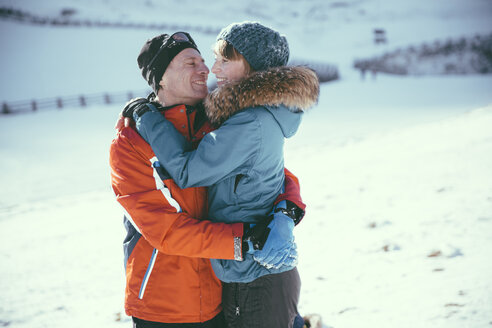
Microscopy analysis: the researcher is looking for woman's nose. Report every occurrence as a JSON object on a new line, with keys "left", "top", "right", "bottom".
{"left": 211, "top": 61, "right": 220, "bottom": 74}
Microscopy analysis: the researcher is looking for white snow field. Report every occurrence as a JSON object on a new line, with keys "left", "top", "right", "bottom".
{"left": 0, "top": 0, "right": 491, "bottom": 327}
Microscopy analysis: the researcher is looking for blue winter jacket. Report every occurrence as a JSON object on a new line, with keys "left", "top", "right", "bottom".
{"left": 136, "top": 66, "right": 319, "bottom": 283}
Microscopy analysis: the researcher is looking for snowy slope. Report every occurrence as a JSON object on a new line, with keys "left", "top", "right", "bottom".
{"left": 1, "top": 0, "right": 491, "bottom": 101}
{"left": 1, "top": 100, "right": 491, "bottom": 328}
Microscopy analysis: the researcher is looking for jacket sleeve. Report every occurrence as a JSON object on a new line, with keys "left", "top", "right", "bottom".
{"left": 110, "top": 127, "right": 243, "bottom": 260}
{"left": 273, "top": 168, "right": 307, "bottom": 225}
{"left": 116, "top": 190, "right": 243, "bottom": 260}
{"left": 136, "top": 110, "right": 259, "bottom": 189}
{"left": 276, "top": 168, "right": 306, "bottom": 212}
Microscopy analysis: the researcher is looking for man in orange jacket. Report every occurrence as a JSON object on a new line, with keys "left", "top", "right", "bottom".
{"left": 110, "top": 32, "right": 305, "bottom": 327}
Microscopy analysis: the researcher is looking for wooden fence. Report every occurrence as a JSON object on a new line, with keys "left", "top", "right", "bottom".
{"left": 1, "top": 59, "right": 339, "bottom": 116}
{"left": 1, "top": 7, "right": 340, "bottom": 115}
{"left": 0, "top": 7, "right": 222, "bottom": 34}
{"left": 1, "top": 90, "right": 150, "bottom": 115}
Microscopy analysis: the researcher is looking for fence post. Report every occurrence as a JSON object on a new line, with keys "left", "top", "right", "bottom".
{"left": 374, "top": 29, "right": 387, "bottom": 44}
{"left": 104, "top": 94, "right": 111, "bottom": 104}
{"left": 31, "top": 100, "right": 37, "bottom": 111}
{"left": 57, "top": 98, "right": 63, "bottom": 109}
{"left": 2, "top": 102, "right": 10, "bottom": 114}
{"left": 79, "top": 95, "right": 86, "bottom": 107}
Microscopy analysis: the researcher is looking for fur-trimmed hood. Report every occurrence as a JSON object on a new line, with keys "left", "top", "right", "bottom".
{"left": 204, "top": 66, "right": 319, "bottom": 127}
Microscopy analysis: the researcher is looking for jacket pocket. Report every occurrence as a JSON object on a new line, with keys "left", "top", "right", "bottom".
{"left": 233, "top": 174, "right": 244, "bottom": 193}
{"left": 138, "top": 248, "right": 158, "bottom": 299}
{"left": 233, "top": 174, "right": 262, "bottom": 207}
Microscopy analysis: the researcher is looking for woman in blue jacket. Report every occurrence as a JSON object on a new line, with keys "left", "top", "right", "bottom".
{"left": 134, "top": 22, "right": 319, "bottom": 328}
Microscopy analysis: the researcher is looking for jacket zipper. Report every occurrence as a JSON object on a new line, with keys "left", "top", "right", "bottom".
{"left": 235, "top": 283, "right": 240, "bottom": 316}
{"left": 186, "top": 106, "right": 193, "bottom": 141}
{"left": 138, "top": 248, "right": 158, "bottom": 299}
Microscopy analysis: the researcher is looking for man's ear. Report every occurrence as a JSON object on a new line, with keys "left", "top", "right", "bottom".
{"left": 158, "top": 78, "right": 166, "bottom": 90}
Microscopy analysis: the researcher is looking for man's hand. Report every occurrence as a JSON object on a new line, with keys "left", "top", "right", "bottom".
{"left": 115, "top": 114, "right": 135, "bottom": 131}
{"left": 243, "top": 211, "right": 297, "bottom": 269}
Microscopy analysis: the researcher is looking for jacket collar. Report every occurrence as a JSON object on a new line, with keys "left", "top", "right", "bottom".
{"left": 146, "top": 93, "right": 211, "bottom": 143}
{"left": 204, "top": 66, "right": 319, "bottom": 126}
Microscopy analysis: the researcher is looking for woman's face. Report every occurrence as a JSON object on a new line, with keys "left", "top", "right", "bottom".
{"left": 211, "top": 52, "right": 248, "bottom": 87}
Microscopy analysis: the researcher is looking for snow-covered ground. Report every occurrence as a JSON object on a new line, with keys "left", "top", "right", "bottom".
{"left": 1, "top": 93, "right": 491, "bottom": 328}
{"left": 292, "top": 103, "right": 492, "bottom": 328}
{"left": 1, "top": 0, "right": 492, "bottom": 327}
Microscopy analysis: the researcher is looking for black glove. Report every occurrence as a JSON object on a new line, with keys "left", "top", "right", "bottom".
{"left": 242, "top": 217, "right": 274, "bottom": 253}
{"left": 122, "top": 97, "right": 151, "bottom": 119}
{"left": 242, "top": 200, "right": 304, "bottom": 254}
{"left": 275, "top": 200, "right": 305, "bottom": 225}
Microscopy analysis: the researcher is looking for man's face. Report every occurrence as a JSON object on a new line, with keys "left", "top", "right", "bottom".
{"left": 159, "top": 48, "right": 209, "bottom": 106}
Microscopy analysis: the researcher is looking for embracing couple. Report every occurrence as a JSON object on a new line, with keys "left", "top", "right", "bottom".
{"left": 110, "top": 21, "right": 320, "bottom": 328}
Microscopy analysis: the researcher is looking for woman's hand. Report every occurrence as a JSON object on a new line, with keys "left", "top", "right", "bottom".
{"left": 243, "top": 212, "right": 298, "bottom": 269}
{"left": 115, "top": 97, "right": 150, "bottom": 131}
{"left": 122, "top": 97, "right": 150, "bottom": 119}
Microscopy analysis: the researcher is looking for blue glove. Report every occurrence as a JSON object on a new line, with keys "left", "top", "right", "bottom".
{"left": 258, "top": 239, "right": 298, "bottom": 269}
{"left": 243, "top": 237, "right": 298, "bottom": 269}
{"left": 252, "top": 211, "right": 296, "bottom": 269}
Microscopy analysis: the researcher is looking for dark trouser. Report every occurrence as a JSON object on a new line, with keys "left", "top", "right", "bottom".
{"left": 222, "top": 267, "right": 301, "bottom": 328}
{"left": 132, "top": 312, "right": 226, "bottom": 328}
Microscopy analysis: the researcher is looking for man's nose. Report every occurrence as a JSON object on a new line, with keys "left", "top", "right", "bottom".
{"left": 198, "top": 62, "right": 209, "bottom": 75}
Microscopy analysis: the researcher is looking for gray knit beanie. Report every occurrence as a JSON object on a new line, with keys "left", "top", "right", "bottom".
{"left": 216, "top": 21, "right": 289, "bottom": 71}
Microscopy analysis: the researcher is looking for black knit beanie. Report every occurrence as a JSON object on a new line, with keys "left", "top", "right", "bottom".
{"left": 137, "top": 32, "right": 199, "bottom": 93}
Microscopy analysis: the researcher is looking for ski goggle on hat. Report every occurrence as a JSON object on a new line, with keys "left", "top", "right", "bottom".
{"left": 147, "top": 32, "right": 199, "bottom": 69}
